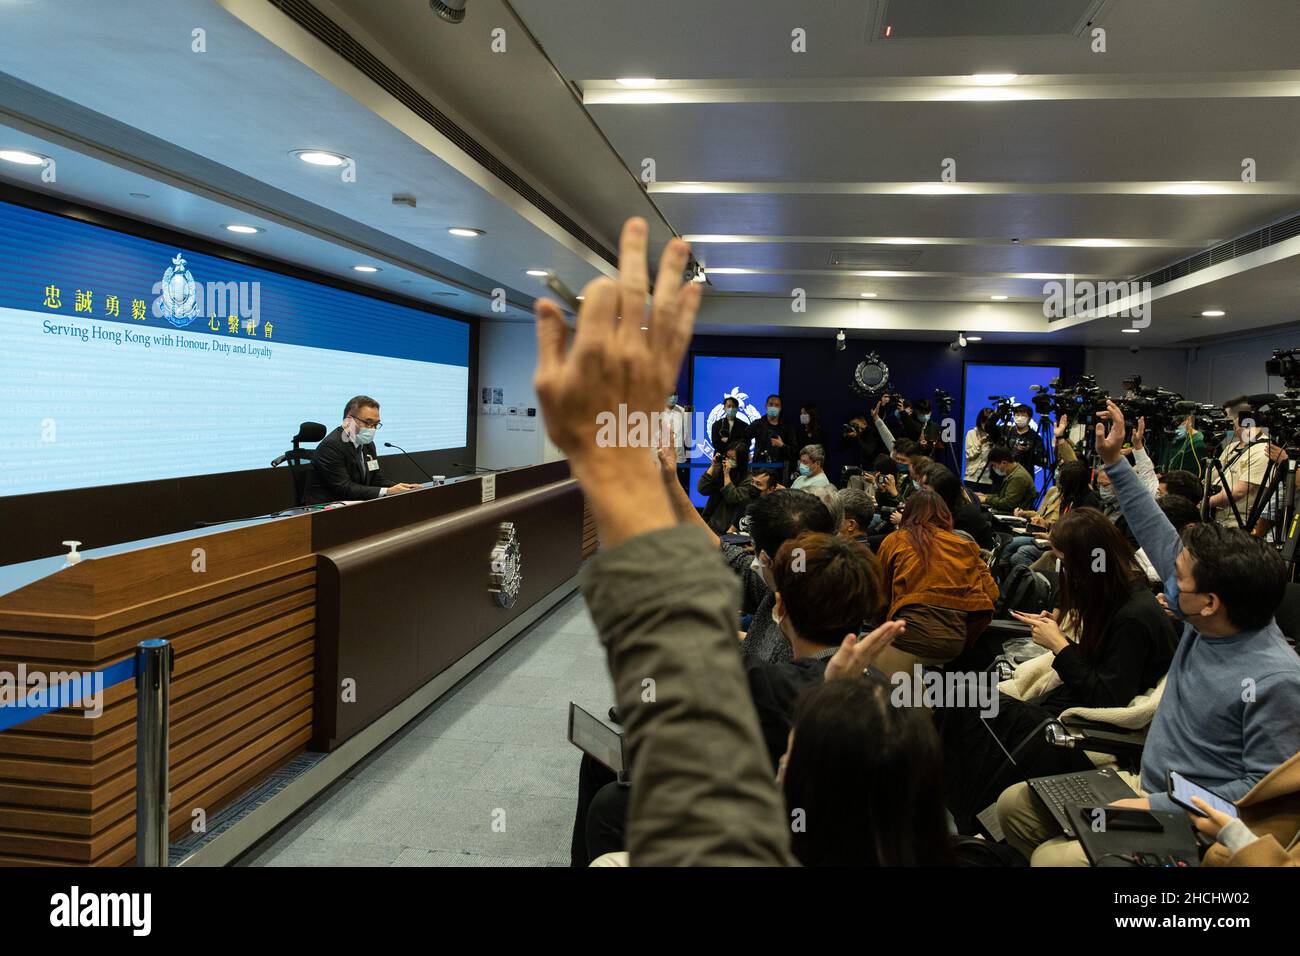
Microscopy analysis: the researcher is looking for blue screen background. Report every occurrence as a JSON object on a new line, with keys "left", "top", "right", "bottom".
{"left": 688, "top": 354, "right": 782, "bottom": 507}
{"left": 962, "top": 362, "right": 1060, "bottom": 481}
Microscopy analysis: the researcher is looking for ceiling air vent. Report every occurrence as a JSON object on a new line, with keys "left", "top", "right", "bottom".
{"left": 1048, "top": 209, "right": 1300, "bottom": 322}
{"left": 829, "top": 249, "right": 923, "bottom": 269}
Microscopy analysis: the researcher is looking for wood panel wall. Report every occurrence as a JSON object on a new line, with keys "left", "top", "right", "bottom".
{"left": 0, "top": 519, "right": 315, "bottom": 865}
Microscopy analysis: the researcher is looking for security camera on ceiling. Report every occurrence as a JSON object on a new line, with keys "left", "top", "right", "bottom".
{"left": 430, "top": 0, "right": 467, "bottom": 23}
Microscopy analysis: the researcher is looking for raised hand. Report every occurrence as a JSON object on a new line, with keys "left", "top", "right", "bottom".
{"left": 825, "top": 621, "right": 905, "bottom": 680}
{"left": 1094, "top": 400, "right": 1128, "bottom": 466}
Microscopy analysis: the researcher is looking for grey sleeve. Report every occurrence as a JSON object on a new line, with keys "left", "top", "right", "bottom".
{"left": 580, "top": 525, "right": 796, "bottom": 866}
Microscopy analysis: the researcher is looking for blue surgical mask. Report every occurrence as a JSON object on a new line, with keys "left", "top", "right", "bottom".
{"left": 667, "top": 394, "right": 678, "bottom": 407}
{"left": 1175, "top": 425, "right": 1188, "bottom": 439}
{"left": 896, "top": 462, "right": 908, "bottom": 474}
{"left": 798, "top": 463, "right": 811, "bottom": 477}
{"left": 918, "top": 414, "right": 931, "bottom": 424}
{"left": 767, "top": 405, "right": 780, "bottom": 418}
{"left": 1099, "top": 484, "right": 1115, "bottom": 501}
{"left": 356, "top": 426, "right": 377, "bottom": 445}
{"left": 725, "top": 407, "right": 737, "bottom": 419}
{"left": 1162, "top": 572, "right": 1187, "bottom": 622}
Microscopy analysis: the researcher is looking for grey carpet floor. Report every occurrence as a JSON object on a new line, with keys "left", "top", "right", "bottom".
{"left": 238, "top": 591, "right": 612, "bottom": 867}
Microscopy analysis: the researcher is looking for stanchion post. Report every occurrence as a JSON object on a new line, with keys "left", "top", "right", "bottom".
{"left": 135, "top": 639, "right": 172, "bottom": 867}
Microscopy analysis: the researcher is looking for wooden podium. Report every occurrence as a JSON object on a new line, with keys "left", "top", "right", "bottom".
{"left": 0, "top": 462, "right": 587, "bottom": 865}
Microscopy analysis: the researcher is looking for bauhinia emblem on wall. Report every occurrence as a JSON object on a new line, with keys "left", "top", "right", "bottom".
{"left": 488, "top": 521, "right": 522, "bottom": 608}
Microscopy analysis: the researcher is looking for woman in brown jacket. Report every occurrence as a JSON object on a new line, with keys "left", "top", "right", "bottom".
{"left": 1197, "top": 750, "right": 1300, "bottom": 866}
{"left": 874, "top": 490, "right": 999, "bottom": 677}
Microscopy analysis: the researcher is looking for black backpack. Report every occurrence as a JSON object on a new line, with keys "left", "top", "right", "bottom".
{"left": 995, "top": 565, "right": 1057, "bottom": 617}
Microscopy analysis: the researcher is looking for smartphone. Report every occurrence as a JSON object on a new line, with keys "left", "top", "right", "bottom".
{"left": 1167, "top": 770, "right": 1239, "bottom": 818}
{"left": 567, "top": 702, "right": 627, "bottom": 777}
{"left": 1080, "top": 806, "right": 1165, "bottom": 832}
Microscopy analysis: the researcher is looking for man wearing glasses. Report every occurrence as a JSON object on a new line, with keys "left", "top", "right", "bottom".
{"left": 304, "top": 395, "right": 423, "bottom": 504}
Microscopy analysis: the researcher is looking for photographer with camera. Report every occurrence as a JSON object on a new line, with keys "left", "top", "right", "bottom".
{"left": 841, "top": 398, "right": 896, "bottom": 467}
{"left": 697, "top": 444, "right": 759, "bottom": 535}
{"left": 907, "top": 396, "right": 949, "bottom": 459}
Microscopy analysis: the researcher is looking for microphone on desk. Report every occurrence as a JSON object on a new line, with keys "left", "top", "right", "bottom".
{"left": 383, "top": 442, "right": 436, "bottom": 483}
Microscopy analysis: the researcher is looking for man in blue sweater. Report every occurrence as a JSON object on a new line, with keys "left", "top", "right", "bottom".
{"left": 998, "top": 399, "right": 1300, "bottom": 865}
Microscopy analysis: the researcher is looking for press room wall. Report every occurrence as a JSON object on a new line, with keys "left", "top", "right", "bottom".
{"left": 476, "top": 320, "right": 563, "bottom": 469}
{"left": 676, "top": 334, "right": 1087, "bottom": 476}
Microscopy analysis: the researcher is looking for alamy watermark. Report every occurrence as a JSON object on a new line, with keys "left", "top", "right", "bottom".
{"left": 1043, "top": 274, "right": 1152, "bottom": 329}
{"left": 0, "top": 665, "right": 103, "bottom": 719}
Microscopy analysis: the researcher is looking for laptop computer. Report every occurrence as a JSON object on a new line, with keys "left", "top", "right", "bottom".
{"left": 567, "top": 701, "right": 629, "bottom": 783}
{"left": 1027, "top": 767, "right": 1138, "bottom": 838}
{"left": 1074, "top": 807, "right": 1201, "bottom": 867}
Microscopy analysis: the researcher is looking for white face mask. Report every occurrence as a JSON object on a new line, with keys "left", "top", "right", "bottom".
{"left": 799, "top": 413, "right": 811, "bottom": 425}
{"left": 1015, "top": 416, "right": 1029, "bottom": 429}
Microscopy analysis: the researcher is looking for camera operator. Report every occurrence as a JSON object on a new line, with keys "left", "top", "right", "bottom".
{"left": 909, "top": 397, "right": 948, "bottom": 458}
{"left": 1208, "top": 396, "right": 1268, "bottom": 528}
{"left": 841, "top": 400, "right": 895, "bottom": 467}
{"left": 1164, "top": 411, "right": 1208, "bottom": 477}
{"left": 1005, "top": 403, "right": 1047, "bottom": 476}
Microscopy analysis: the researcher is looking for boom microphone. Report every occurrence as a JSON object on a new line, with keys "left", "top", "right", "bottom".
{"left": 383, "top": 442, "right": 436, "bottom": 482}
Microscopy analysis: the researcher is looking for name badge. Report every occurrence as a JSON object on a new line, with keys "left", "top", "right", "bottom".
{"left": 366, "top": 457, "right": 379, "bottom": 472}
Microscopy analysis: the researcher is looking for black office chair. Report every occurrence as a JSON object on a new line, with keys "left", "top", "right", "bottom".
{"left": 272, "top": 421, "right": 326, "bottom": 506}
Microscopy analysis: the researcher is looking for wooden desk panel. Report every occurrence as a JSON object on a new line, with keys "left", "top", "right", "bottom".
{"left": 0, "top": 462, "right": 582, "bottom": 864}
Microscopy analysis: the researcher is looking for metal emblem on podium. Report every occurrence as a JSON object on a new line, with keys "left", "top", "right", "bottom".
{"left": 488, "top": 522, "right": 522, "bottom": 608}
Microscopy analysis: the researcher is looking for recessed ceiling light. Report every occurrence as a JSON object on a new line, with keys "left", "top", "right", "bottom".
{"left": 860, "top": 292, "right": 878, "bottom": 298}
{"left": 576, "top": 295, "right": 585, "bottom": 301}
{"left": 990, "top": 295, "right": 1009, "bottom": 301}
{"left": 971, "top": 73, "right": 1018, "bottom": 84}
{"left": 526, "top": 269, "right": 548, "bottom": 277}
{"left": 353, "top": 265, "right": 381, "bottom": 273}
{"left": 966, "top": 336, "right": 983, "bottom": 342}
{"left": 0, "top": 149, "right": 46, "bottom": 166}
{"left": 1201, "top": 310, "right": 1226, "bottom": 317}
{"left": 224, "top": 224, "right": 263, "bottom": 234}
{"left": 905, "top": 183, "right": 965, "bottom": 195}
{"left": 1121, "top": 328, "right": 1141, "bottom": 334}
{"left": 616, "top": 78, "right": 658, "bottom": 88}
{"left": 640, "top": 326, "right": 649, "bottom": 330}
{"left": 292, "top": 149, "right": 350, "bottom": 167}
{"left": 448, "top": 227, "right": 485, "bottom": 237}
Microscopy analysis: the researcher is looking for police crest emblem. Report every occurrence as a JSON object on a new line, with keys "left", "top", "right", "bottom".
{"left": 159, "top": 253, "right": 200, "bottom": 327}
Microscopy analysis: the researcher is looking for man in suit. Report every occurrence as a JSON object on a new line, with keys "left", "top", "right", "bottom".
{"left": 304, "top": 395, "right": 423, "bottom": 504}
{"left": 710, "top": 396, "right": 750, "bottom": 458}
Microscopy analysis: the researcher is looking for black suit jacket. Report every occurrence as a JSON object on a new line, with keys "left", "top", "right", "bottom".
{"left": 710, "top": 416, "right": 750, "bottom": 456}
{"left": 304, "top": 426, "right": 395, "bottom": 504}
{"left": 749, "top": 417, "right": 799, "bottom": 465}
